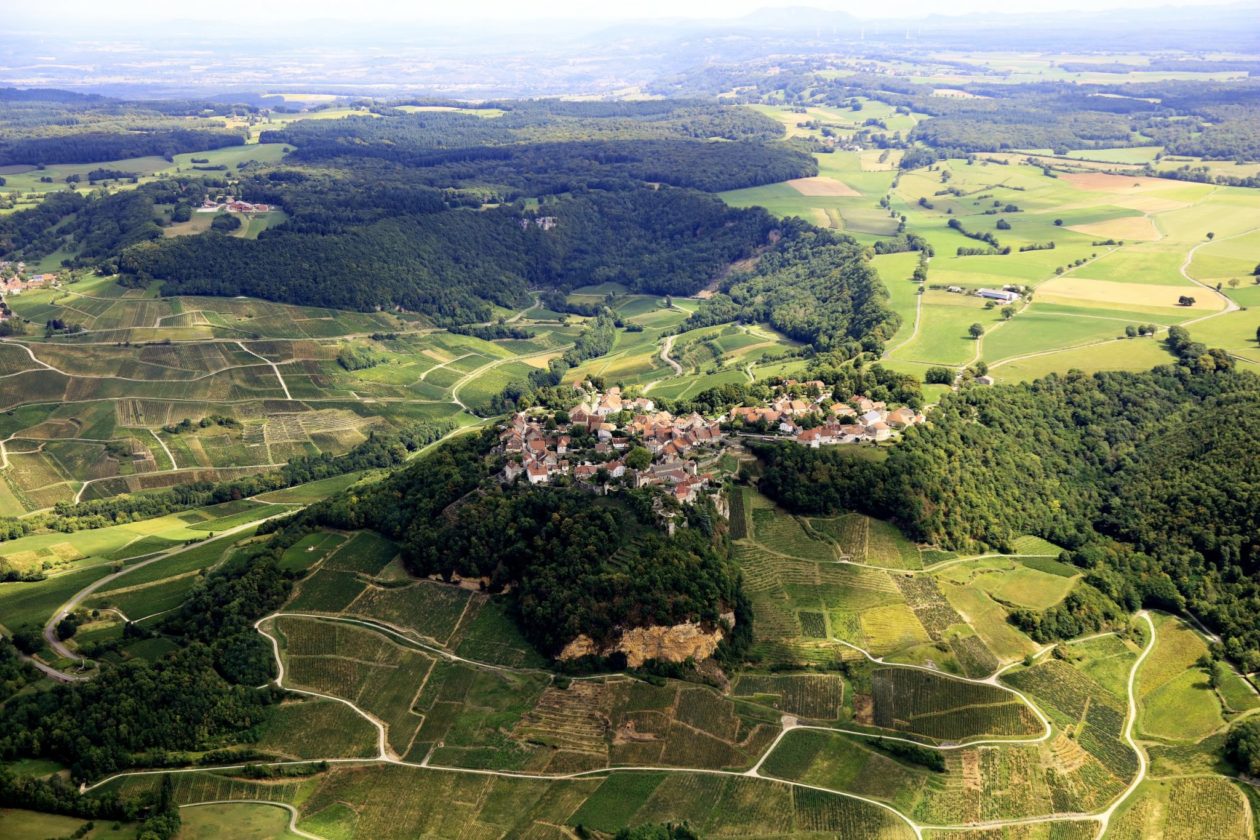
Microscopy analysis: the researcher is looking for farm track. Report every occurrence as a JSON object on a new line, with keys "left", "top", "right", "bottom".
{"left": 150, "top": 429, "right": 177, "bottom": 470}
{"left": 237, "top": 341, "right": 292, "bottom": 399}
{"left": 0, "top": 338, "right": 311, "bottom": 386}
{"left": 884, "top": 259, "right": 927, "bottom": 359}
{"left": 659, "top": 333, "right": 683, "bottom": 376}
{"left": 449, "top": 344, "right": 572, "bottom": 411}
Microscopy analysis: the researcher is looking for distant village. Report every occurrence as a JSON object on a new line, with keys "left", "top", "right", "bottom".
{"left": 498, "top": 381, "right": 925, "bottom": 506}
{"left": 197, "top": 197, "right": 273, "bottom": 214}
{"left": 0, "top": 261, "right": 60, "bottom": 315}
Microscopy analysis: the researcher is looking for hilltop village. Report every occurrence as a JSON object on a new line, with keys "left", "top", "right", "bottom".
{"left": 499, "top": 382, "right": 925, "bottom": 504}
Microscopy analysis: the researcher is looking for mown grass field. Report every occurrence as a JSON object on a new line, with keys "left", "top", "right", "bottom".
{"left": 179, "top": 803, "right": 303, "bottom": 840}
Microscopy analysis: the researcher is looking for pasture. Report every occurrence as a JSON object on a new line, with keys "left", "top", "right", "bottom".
{"left": 179, "top": 803, "right": 303, "bottom": 840}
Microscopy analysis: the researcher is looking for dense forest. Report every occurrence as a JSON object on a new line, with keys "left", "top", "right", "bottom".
{"left": 118, "top": 187, "right": 779, "bottom": 321}
{"left": 0, "top": 643, "right": 277, "bottom": 780}
{"left": 279, "top": 137, "right": 815, "bottom": 195}
{"left": 755, "top": 341, "right": 1260, "bottom": 669}
{"left": 263, "top": 99, "right": 788, "bottom": 151}
{"left": 305, "top": 431, "right": 747, "bottom": 660}
{"left": 684, "top": 220, "right": 900, "bottom": 355}
{"left": 0, "top": 87, "right": 251, "bottom": 165}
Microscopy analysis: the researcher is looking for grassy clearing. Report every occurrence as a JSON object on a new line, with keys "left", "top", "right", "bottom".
{"left": 179, "top": 803, "right": 302, "bottom": 840}
{"left": 0, "top": 810, "right": 136, "bottom": 839}
{"left": 1137, "top": 613, "right": 1225, "bottom": 741}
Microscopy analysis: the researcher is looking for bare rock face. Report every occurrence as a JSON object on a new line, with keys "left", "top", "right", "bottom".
{"left": 558, "top": 614, "right": 733, "bottom": 667}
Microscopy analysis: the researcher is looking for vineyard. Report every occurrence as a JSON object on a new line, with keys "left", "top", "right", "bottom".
{"left": 344, "top": 580, "right": 473, "bottom": 645}
{"left": 751, "top": 506, "right": 837, "bottom": 562}
{"left": 273, "top": 615, "right": 437, "bottom": 756}
{"left": 733, "top": 673, "right": 846, "bottom": 719}
{"left": 253, "top": 697, "right": 380, "bottom": 759}
{"left": 870, "top": 668, "right": 1043, "bottom": 742}
{"left": 1003, "top": 659, "right": 1138, "bottom": 783}
{"left": 286, "top": 567, "right": 368, "bottom": 612}
{"left": 1108, "top": 777, "right": 1252, "bottom": 840}
{"left": 321, "top": 531, "right": 399, "bottom": 575}
{"left": 728, "top": 486, "right": 751, "bottom": 540}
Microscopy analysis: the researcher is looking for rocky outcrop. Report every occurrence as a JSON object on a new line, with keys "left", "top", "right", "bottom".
{"left": 558, "top": 612, "right": 734, "bottom": 667}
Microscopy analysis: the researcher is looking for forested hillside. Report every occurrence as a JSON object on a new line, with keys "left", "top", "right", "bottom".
{"left": 306, "top": 432, "right": 746, "bottom": 660}
{"left": 0, "top": 88, "right": 250, "bottom": 165}
{"left": 119, "top": 187, "right": 778, "bottom": 320}
{"left": 756, "top": 346, "right": 1260, "bottom": 669}
{"left": 683, "top": 219, "right": 900, "bottom": 354}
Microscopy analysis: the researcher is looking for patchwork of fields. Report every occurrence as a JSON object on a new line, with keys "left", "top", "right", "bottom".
{"left": 0, "top": 277, "right": 595, "bottom": 513}
{"left": 721, "top": 104, "right": 1260, "bottom": 385}
{"left": 41, "top": 500, "right": 1248, "bottom": 840}
{"left": 2, "top": 88, "right": 1257, "bottom": 840}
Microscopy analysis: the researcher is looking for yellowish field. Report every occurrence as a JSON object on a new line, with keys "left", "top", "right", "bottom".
{"left": 859, "top": 603, "right": 931, "bottom": 653}
{"left": 1037, "top": 275, "right": 1223, "bottom": 311}
{"left": 860, "top": 150, "right": 902, "bottom": 171}
{"left": 1109, "top": 194, "right": 1193, "bottom": 214}
{"left": 1060, "top": 172, "right": 1177, "bottom": 193}
{"left": 1068, "top": 216, "right": 1161, "bottom": 241}
{"left": 989, "top": 338, "right": 1174, "bottom": 382}
{"left": 786, "top": 176, "right": 861, "bottom": 197}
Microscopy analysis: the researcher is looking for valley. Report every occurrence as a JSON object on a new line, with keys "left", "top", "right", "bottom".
{"left": 2, "top": 15, "right": 1260, "bottom": 840}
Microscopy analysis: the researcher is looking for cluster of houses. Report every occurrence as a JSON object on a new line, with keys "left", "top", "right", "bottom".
{"left": 0, "top": 263, "right": 59, "bottom": 304}
{"left": 497, "top": 380, "right": 928, "bottom": 503}
{"left": 518, "top": 215, "right": 557, "bottom": 231}
{"left": 499, "top": 387, "right": 723, "bottom": 504}
{"left": 728, "top": 381, "right": 926, "bottom": 447}
{"left": 197, "top": 198, "right": 272, "bottom": 214}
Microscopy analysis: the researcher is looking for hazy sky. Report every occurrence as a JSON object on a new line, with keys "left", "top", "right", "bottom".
{"left": 10, "top": 0, "right": 1252, "bottom": 24}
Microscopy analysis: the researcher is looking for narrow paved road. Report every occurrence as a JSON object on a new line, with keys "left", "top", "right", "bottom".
{"left": 40, "top": 509, "right": 297, "bottom": 674}
{"left": 659, "top": 333, "right": 683, "bottom": 375}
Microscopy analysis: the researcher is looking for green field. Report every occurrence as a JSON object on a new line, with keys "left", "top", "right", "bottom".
{"left": 1137, "top": 613, "right": 1226, "bottom": 742}
{"left": 179, "top": 803, "right": 302, "bottom": 840}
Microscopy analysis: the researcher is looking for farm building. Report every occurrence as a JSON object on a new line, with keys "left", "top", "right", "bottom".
{"left": 978, "top": 288, "right": 1020, "bottom": 303}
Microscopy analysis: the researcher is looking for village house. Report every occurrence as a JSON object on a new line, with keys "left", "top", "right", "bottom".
{"left": 726, "top": 382, "right": 923, "bottom": 448}
{"left": 497, "top": 389, "right": 723, "bottom": 506}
